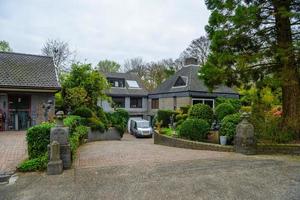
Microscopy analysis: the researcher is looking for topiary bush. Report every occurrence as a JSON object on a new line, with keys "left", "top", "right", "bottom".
{"left": 73, "top": 106, "right": 93, "bottom": 118}
{"left": 178, "top": 119, "right": 210, "bottom": 141}
{"left": 157, "top": 110, "right": 176, "bottom": 127}
{"left": 220, "top": 113, "right": 241, "bottom": 141}
{"left": 215, "top": 103, "right": 235, "bottom": 121}
{"left": 26, "top": 122, "right": 55, "bottom": 159}
{"left": 96, "top": 107, "right": 108, "bottom": 126}
{"left": 188, "top": 104, "right": 214, "bottom": 124}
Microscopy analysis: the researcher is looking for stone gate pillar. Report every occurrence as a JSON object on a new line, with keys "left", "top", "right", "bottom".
{"left": 48, "top": 111, "right": 71, "bottom": 169}
{"left": 234, "top": 112, "right": 256, "bottom": 155}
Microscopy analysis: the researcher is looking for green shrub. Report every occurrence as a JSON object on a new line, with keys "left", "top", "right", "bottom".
{"left": 216, "top": 97, "right": 241, "bottom": 112}
{"left": 73, "top": 106, "right": 93, "bottom": 118}
{"left": 115, "top": 108, "right": 129, "bottom": 122}
{"left": 69, "top": 126, "right": 89, "bottom": 159}
{"left": 26, "top": 122, "right": 54, "bottom": 159}
{"left": 175, "top": 114, "right": 188, "bottom": 122}
{"left": 220, "top": 113, "right": 241, "bottom": 140}
{"left": 88, "top": 117, "right": 106, "bottom": 132}
{"left": 180, "top": 106, "right": 190, "bottom": 114}
{"left": 109, "top": 109, "right": 129, "bottom": 136}
{"left": 188, "top": 104, "right": 213, "bottom": 124}
{"left": 157, "top": 110, "right": 175, "bottom": 127}
{"left": 178, "top": 119, "right": 210, "bottom": 141}
{"left": 215, "top": 103, "right": 235, "bottom": 121}
{"left": 18, "top": 154, "right": 48, "bottom": 172}
{"left": 160, "top": 128, "right": 173, "bottom": 137}
{"left": 64, "top": 115, "right": 83, "bottom": 134}
{"left": 96, "top": 107, "right": 108, "bottom": 126}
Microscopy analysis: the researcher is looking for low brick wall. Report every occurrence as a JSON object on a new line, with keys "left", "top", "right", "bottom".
{"left": 257, "top": 144, "right": 300, "bottom": 155}
{"left": 154, "top": 131, "right": 234, "bottom": 152}
{"left": 154, "top": 131, "right": 300, "bottom": 155}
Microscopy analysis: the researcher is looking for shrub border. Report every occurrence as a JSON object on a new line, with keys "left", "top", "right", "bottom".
{"left": 154, "top": 131, "right": 300, "bottom": 155}
{"left": 154, "top": 131, "right": 234, "bottom": 152}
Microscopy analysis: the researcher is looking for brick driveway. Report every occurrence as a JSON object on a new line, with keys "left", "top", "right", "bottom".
{"left": 75, "top": 133, "right": 242, "bottom": 169}
{"left": 0, "top": 131, "right": 27, "bottom": 174}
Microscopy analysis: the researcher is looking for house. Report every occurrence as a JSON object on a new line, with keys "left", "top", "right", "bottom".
{"left": 0, "top": 52, "right": 60, "bottom": 131}
{"left": 100, "top": 72, "right": 149, "bottom": 119}
{"left": 148, "top": 58, "right": 239, "bottom": 116}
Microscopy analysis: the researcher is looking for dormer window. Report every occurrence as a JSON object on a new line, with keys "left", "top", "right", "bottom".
{"left": 126, "top": 80, "right": 140, "bottom": 88}
{"left": 173, "top": 76, "right": 188, "bottom": 87}
{"left": 108, "top": 78, "right": 125, "bottom": 88}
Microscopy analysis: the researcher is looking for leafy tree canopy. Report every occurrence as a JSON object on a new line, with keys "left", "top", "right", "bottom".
{"left": 61, "top": 63, "right": 109, "bottom": 110}
{"left": 97, "top": 60, "right": 121, "bottom": 73}
{"left": 201, "top": 0, "right": 300, "bottom": 134}
{"left": 0, "top": 40, "right": 12, "bottom": 52}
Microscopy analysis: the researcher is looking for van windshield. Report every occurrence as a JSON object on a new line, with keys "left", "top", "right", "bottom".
{"left": 137, "top": 121, "right": 149, "bottom": 128}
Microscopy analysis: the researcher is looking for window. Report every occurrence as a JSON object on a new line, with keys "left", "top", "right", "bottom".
{"left": 173, "top": 76, "right": 188, "bottom": 87}
{"left": 112, "top": 97, "right": 125, "bottom": 108}
{"left": 126, "top": 80, "right": 140, "bottom": 88}
{"left": 192, "top": 98, "right": 214, "bottom": 108}
{"left": 151, "top": 98, "right": 159, "bottom": 109}
{"left": 130, "top": 97, "right": 142, "bottom": 108}
{"left": 107, "top": 78, "right": 125, "bottom": 88}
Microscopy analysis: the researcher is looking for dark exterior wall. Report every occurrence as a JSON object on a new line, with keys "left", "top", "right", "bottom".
{"left": 31, "top": 93, "right": 55, "bottom": 126}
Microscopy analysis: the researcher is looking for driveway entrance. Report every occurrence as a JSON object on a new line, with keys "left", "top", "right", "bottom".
{"left": 75, "top": 133, "right": 240, "bottom": 169}
{"left": 0, "top": 131, "right": 27, "bottom": 174}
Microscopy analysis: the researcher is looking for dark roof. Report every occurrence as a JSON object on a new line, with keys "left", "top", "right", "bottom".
{"left": 150, "top": 65, "right": 238, "bottom": 95}
{"left": 0, "top": 52, "right": 60, "bottom": 90}
{"left": 104, "top": 72, "right": 148, "bottom": 96}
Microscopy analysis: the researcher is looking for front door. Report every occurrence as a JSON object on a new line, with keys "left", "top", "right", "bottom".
{"left": 8, "top": 95, "right": 31, "bottom": 130}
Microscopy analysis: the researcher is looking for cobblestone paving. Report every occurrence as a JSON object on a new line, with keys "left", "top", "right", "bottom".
{"left": 75, "top": 133, "right": 243, "bottom": 169}
{"left": 0, "top": 131, "right": 27, "bottom": 174}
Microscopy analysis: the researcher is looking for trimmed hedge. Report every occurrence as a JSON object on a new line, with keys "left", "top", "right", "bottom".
{"left": 157, "top": 110, "right": 176, "bottom": 127}
{"left": 178, "top": 119, "right": 210, "bottom": 141}
{"left": 26, "top": 122, "right": 54, "bottom": 159}
{"left": 215, "top": 103, "right": 235, "bottom": 121}
{"left": 216, "top": 97, "right": 241, "bottom": 112}
{"left": 220, "top": 113, "right": 241, "bottom": 140}
{"left": 188, "top": 104, "right": 213, "bottom": 124}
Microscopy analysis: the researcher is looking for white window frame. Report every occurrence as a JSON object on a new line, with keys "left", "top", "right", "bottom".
{"left": 192, "top": 98, "right": 215, "bottom": 109}
{"left": 126, "top": 80, "right": 141, "bottom": 89}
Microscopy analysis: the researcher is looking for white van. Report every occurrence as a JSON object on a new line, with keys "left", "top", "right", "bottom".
{"left": 128, "top": 118, "right": 153, "bottom": 138}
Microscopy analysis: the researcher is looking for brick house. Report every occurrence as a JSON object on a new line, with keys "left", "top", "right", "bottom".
{"left": 0, "top": 52, "right": 60, "bottom": 131}
{"left": 148, "top": 58, "right": 239, "bottom": 117}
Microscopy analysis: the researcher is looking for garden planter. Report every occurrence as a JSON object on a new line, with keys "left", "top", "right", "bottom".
{"left": 88, "top": 127, "right": 122, "bottom": 142}
{"left": 220, "top": 136, "right": 227, "bottom": 145}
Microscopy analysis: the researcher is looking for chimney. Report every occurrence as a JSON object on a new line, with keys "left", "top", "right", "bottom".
{"left": 184, "top": 57, "right": 198, "bottom": 66}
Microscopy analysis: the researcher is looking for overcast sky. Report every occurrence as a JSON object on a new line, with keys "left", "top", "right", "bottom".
{"left": 0, "top": 0, "right": 209, "bottom": 66}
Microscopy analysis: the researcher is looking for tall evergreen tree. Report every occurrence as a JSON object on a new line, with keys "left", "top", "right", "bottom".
{"left": 200, "top": 0, "right": 300, "bottom": 136}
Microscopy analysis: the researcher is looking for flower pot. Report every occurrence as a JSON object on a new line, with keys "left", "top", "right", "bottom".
{"left": 220, "top": 136, "right": 227, "bottom": 145}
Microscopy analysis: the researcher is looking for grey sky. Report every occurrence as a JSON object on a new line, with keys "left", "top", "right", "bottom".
{"left": 0, "top": 0, "right": 209, "bottom": 66}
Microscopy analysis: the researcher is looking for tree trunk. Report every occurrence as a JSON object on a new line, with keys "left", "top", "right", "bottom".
{"left": 274, "top": 0, "right": 300, "bottom": 138}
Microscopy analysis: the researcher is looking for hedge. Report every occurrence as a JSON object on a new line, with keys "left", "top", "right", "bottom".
{"left": 73, "top": 106, "right": 93, "bottom": 118}
{"left": 26, "top": 122, "right": 54, "bottom": 159}
{"left": 178, "top": 119, "right": 210, "bottom": 141}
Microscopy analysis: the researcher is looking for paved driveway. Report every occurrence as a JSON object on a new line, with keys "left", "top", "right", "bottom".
{"left": 0, "top": 131, "right": 27, "bottom": 174}
{"left": 1, "top": 133, "right": 300, "bottom": 200}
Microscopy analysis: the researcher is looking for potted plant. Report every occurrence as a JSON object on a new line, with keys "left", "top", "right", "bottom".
{"left": 219, "top": 133, "right": 227, "bottom": 145}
